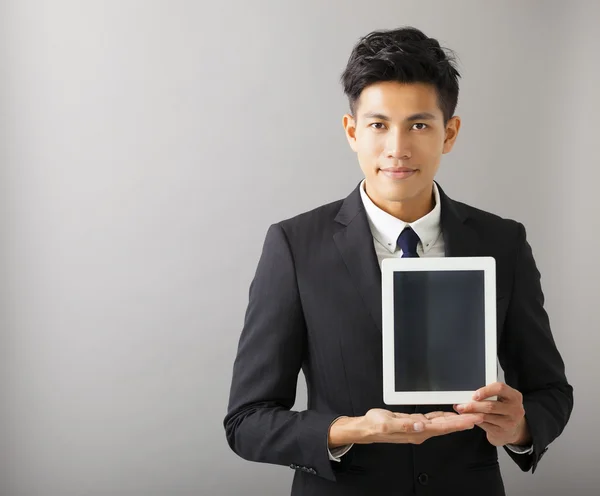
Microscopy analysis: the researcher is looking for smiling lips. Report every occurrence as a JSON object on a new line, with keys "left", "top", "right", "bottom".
{"left": 380, "top": 167, "right": 418, "bottom": 179}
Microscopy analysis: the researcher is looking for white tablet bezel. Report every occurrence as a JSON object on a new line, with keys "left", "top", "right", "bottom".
{"left": 381, "top": 256, "right": 497, "bottom": 405}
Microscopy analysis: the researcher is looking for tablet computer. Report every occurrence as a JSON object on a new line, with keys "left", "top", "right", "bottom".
{"left": 381, "top": 256, "right": 497, "bottom": 405}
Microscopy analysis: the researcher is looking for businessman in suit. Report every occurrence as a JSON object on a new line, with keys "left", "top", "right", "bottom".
{"left": 224, "top": 27, "right": 573, "bottom": 495}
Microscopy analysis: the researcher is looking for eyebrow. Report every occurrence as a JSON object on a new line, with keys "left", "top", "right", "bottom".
{"left": 362, "top": 112, "right": 438, "bottom": 121}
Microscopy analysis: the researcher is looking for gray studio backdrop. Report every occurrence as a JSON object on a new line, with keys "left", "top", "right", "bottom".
{"left": 1, "top": 1, "right": 598, "bottom": 495}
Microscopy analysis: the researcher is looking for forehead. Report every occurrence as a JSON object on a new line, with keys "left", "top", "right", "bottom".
{"left": 356, "top": 81, "right": 442, "bottom": 118}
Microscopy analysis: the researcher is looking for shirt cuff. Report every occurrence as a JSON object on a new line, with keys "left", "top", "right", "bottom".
{"left": 505, "top": 443, "right": 534, "bottom": 455}
{"left": 327, "top": 415, "right": 354, "bottom": 462}
{"left": 328, "top": 443, "right": 354, "bottom": 461}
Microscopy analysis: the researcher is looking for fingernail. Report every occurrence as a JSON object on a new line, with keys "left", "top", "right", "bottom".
{"left": 457, "top": 404, "right": 465, "bottom": 412}
{"left": 474, "top": 392, "right": 481, "bottom": 400}
{"left": 414, "top": 422, "right": 423, "bottom": 432}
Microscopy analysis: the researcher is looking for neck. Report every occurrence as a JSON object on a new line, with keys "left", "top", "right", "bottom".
{"left": 366, "top": 183, "right": 435, "bottom": 223}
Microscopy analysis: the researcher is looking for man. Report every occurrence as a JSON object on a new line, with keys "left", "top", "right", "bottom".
{"left": 223, "top": 27, "right": 573, "bottom": 495}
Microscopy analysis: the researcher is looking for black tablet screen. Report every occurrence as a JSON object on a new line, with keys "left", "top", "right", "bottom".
{"left": 393, "top": 270, "right": 486, "bottom": 392}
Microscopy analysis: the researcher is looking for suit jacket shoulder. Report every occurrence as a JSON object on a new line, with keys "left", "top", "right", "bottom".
{"left": 447, "top": 197, "right": 525, "bottom": 255}
{"left": 275, "top": 197, "right": 345, "bottom": 247}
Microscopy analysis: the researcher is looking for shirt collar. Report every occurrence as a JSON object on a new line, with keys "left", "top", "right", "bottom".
{"left": 359, "top": 179, "right": 442, "bottom": 255}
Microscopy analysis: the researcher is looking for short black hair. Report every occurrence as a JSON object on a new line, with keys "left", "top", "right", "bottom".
{"left": 341, "top": 27, "right": 460, "bottom": 124}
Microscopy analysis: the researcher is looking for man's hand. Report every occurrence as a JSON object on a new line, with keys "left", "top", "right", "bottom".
{"left": 454, "top": 382, "right": 531, "bottom": 447}
{"left": 328, "top": 408, "right": 484, "bottom": 448}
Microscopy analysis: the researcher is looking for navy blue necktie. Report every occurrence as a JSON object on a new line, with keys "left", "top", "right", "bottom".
{"left": 397, "top": 226, "right": 420, "bottom": 258}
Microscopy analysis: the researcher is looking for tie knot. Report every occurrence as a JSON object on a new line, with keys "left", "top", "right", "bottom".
{"left": 397, "top": 226, "right": 420, "bottom": 258}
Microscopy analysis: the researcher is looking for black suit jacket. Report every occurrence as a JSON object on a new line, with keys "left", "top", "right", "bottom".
{"left": 224, "top": 182, "right": 573, "bottom": 496}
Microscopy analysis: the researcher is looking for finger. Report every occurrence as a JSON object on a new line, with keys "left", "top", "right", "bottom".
{"left": 429, "top": 413, "right": 483, "bottom": 426}
{"left": 454, "top": 401, "right": 510, "bottom": 415}
{"left": 474, "top": 382, "right": 520, "bottom": 402}
{"left": 476, "top": 421, "right": 505, "bottom": 435}
{"left": 472, "top": 382, "right": 503, "bottom": 400}
{"left": 389, "top": 413, "right": 432, "bottom": 426}
{"left": 424, "top": 415, "right": 482, "bottom": 435}
{"left": 424, "top": 411, "right": 457, "bottom": 420}
{"left": 410, "top": 413, "right": 433, "bottom": 424}
{"left": 385, "top": 417, "right": 430, "bottom": 434}
{"left": 440, "top": 411, "right": 463, "bottom": 418}
{"left": 479, "top": 414, "right": 514, "bottom": 429}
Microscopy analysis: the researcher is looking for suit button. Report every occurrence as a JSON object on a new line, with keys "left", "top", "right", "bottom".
{"left": 418, "top": 473, "right": 429, "bottom": 485}
{"left": 308, "top": 468, "right": 316, "bottom": 474}
{"left": 290, "top": 464, "right": 297, "bottom": 470}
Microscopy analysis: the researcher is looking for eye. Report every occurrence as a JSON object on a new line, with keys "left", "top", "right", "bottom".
{"left": 412, "top": 123, "right": 428, "bottom": 130}
{"left": 369, "top": 122, "right": 387, "bottom": 130}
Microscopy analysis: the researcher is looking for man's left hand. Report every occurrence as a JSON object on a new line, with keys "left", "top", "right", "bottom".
{"left": 454, "top": 382, "right": 531, "bottom": 447}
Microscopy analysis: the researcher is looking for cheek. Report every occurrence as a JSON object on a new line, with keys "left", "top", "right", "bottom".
{"left": 356, "top": 133, "right": 384, "bottom": 158}
{"left": 414, "top": 136, "right": 444, "bottom": 159}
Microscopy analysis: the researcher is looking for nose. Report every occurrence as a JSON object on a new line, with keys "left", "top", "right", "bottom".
{"left": 385, "top": 129, "right": 411, "bottom": 160}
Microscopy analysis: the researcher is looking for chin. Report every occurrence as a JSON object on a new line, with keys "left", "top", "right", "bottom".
{"left": 379, "top": 182, "right": 418, "bottom": 202}
{"left": 385, "top": 193, "right": 416, "bottom": 203}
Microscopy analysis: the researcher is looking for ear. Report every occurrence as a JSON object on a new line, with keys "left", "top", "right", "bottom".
{"left": 442, "top": 115, "right": 461, "bottom": 154}
{"left": 342, "top": 114, "right": 358, "bottom": 152}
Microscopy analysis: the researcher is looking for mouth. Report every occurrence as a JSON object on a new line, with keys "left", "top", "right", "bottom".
{"left": 379, "top": 167, "right": 418, "bottom": 180}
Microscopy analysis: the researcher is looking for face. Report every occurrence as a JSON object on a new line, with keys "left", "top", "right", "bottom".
{"left": 343, "top": 81, "right": 460, "bottom": 216}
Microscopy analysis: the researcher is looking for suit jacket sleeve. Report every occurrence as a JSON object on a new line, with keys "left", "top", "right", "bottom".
{"left": 499, "top": 222, "right": 574, "bottom": 473}
{"left": 223, "top": 223, "right": 344, "bottom": 482}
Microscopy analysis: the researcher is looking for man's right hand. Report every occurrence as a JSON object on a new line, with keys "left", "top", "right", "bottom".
{"left": 328, "top": 408, "right": 484, "bottom": 448}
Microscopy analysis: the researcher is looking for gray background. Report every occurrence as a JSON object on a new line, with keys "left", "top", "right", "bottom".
{"left": 1, "top": 1, "right": 598, "bottom": 495}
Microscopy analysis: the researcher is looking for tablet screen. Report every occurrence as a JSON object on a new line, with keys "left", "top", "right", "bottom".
{"left": 393, "top": 270, "right": 486, "bottom": 392}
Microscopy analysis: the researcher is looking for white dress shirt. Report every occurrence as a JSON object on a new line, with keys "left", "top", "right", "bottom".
{"left": 328, "top": 180, "right": 533, "bottom": 461}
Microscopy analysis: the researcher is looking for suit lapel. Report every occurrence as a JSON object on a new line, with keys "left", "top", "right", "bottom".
{"left": 438, "top": 183, "right": 506, "bottom": 346}
{"left": 332, "top": 182, "right": 483, "bottom": 335}
{"left": 333, "top": 184, "right": 383, "bottom": 333}
{"left": 437, "top": 182, "right": 481, "bottom": 257}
